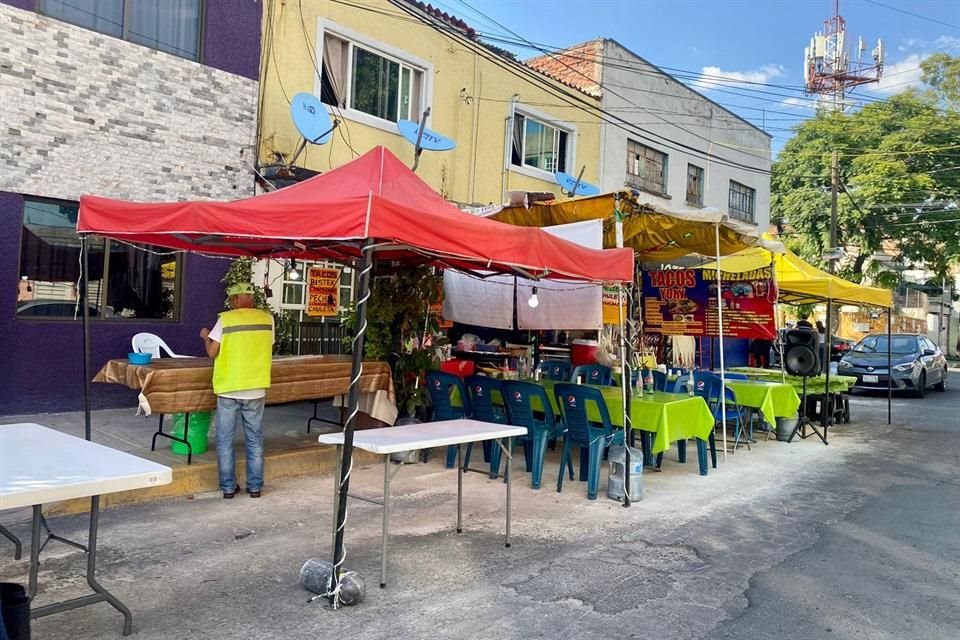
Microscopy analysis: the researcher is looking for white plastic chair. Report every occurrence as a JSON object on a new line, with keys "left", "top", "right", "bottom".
{"left": 131, "top": 332, "right": 192, "bottom": 358}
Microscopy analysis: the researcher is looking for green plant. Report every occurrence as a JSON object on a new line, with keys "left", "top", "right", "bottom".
{"left": 222, "top": 257, "right": 296, "bottom": 355}
{"left": 344, "top": 265, "right": 445, "bottom": 418}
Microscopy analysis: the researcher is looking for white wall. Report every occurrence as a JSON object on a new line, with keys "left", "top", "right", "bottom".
{"left": 598, "top": 40, "right": 771, "bottom": 229}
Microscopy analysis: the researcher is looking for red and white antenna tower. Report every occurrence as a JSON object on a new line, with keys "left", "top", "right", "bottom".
{"left": 803, "top": 0, "right": 884, "bottom": 111}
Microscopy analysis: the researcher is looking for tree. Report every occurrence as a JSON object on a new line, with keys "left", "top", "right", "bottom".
{"left": 771, "top": 55, "right": 960, "bottom": 284}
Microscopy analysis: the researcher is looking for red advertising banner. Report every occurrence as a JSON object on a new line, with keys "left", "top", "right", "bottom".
{"left": 642, "top": 267, "right": 777, "bottom": 339}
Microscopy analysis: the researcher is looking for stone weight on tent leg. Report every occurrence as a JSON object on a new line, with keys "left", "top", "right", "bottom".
{"left": 300, "top": 558, "right": 366, "bottom": 606}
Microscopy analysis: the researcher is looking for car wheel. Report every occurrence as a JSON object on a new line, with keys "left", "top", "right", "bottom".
{"left": 935, "top": 369, "right": 947, "bottom": 392}
{"left": 914, "top": 372, "right": 927, "bottom": 398}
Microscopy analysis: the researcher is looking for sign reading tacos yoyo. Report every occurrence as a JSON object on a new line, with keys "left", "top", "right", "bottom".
{"left": 642, "top": 268, "right": 776, "bottom": 339}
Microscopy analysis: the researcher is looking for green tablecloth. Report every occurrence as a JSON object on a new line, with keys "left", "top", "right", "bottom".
{"left": 451, "top": 379, "right": 713, "bottom": 455}
{"left": 727, "top": 367, "right": 857, "bottom": 394}
{"left": 541, "top": 381, "right": 714, "bottom": 455}
{"left": 724, "top": 379, "right": 801, "bottom": 428}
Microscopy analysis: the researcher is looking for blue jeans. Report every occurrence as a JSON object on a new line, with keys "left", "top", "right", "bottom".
{"left": 215, "top": 396, "right": 265, "bottom": 492}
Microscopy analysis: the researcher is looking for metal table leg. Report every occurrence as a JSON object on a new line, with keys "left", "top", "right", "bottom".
{"left": 0, "top": 524, "right": 21, "bottom": 560}
{"left": 505, "top": 437, "right": 512, "bottom": 548}
{"left": 380, "top": 454, "right": 391, "bottom": 589}
{"left": 456, "top": 444, "right": 463, "bottom": 534}
{"left": 332, "top": 444, "right": 342, "bottom": 555}
{"left": 30, "top": 496, "right": 134, "bottom": 635}
{"left": 28, "top": 505, "right": 41, "bottom": 598}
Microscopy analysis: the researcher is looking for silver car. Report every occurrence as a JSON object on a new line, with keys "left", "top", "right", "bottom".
{"left": 839, "top": 334, "right": 949, "bottom": 398}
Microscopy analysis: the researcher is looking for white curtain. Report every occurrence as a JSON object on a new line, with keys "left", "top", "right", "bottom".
{"left": 516, "top": 220, "right": 603, "bottom": 330}
{"left": 442, "top": 272, "right": 514, "bottom": 330}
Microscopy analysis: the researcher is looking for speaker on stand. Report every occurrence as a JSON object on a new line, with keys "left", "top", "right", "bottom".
{"left": 783, "top": 329, "right": 827, "bottom": 445}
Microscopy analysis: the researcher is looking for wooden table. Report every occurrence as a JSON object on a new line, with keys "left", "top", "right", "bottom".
{"left": 0, "top": 423, "right": 172, "bottom": 636}
{"left": 94, "top": 355, "right": 396, "bottom": 462}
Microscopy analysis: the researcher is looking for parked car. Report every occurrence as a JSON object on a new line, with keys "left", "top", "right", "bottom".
{"left": 16, "top": 299, "right": 113, "bottom": 318}
{"left": 839, "top": 333, "right": 948, "bottom": 397}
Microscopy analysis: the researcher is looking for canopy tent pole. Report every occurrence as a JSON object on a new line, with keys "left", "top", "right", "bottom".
{"left": 329, "top": 239, "right": 375, "bottom": 607}
{"left": 823, "top": 300, "right": 832, "bottom": 434}
{"left": 81, "top": 235, "right": 92, "bottom": 442}
{"left": 714, "top": 224, "right": 727, "bottom": 460}
{"left": 615, "top": 202, "right": 633, "bottom": 507}
{"left": 887, "top": 308, "right": 892, "bottom": 425}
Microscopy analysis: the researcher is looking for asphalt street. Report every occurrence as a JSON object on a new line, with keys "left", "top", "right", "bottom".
{"left": 0, "top": 372, "right": 957, "bottom": 640}
{"left": 715, "top": 371, "right": 960, "bottom": 639}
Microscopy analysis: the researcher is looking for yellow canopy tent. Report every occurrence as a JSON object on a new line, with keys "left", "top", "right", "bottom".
{"left": 492, "top": 192, "right": 781, "bottom": 261}
{"left": 701, "top": 235, "right": 893, "bottom": 308}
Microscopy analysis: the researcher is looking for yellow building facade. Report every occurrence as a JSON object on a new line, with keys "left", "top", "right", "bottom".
{"left": 257, "top": 0, "right": 602, "bottom": 205}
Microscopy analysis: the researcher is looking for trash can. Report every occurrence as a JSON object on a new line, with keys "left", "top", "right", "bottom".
{"left": 607, "top": 445, "right": 644, "bottom": 502}
{"left": 775, "top": 415, "right": 799, "bottom": 442}
{"left": 1, "top": 582, "right": 30, "bottom": 640}
{"left": 171, "top": 412, "right": 212, "bottom": 456}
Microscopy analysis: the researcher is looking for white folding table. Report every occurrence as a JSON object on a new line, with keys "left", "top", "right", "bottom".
{"left": 318, "top": 419, "right": 527, "bottom": 588}
{"left": 0, "top": 423, "right": 172, "bottom": 636}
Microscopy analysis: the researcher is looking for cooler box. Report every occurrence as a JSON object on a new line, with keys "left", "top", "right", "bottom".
{"left": 570, "top": 339, "right": 599, "bottom": 367}
{"left": 440, "top": 359, "right": 475, "bottom": 377}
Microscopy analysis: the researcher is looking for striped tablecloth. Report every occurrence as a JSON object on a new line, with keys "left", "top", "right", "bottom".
{"left": 95, "top": 355, "right": 396, "bottom": 424}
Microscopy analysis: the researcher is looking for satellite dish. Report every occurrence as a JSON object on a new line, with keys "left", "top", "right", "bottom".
{"left": 398, "top": 108, "right": 456, "bottom": 171}
{"left": 291, "top": 93, "right": 334, "bottom": 143}
{"left": 555, "top": 168, "right": 600, "bottom": 197}
{"left": 397, "top": 119, "right": 456, "bottom": 151}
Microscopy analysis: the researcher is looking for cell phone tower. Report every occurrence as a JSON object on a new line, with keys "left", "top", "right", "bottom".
{"left": 803, "top": 0, "right": 884, "bottom": 111}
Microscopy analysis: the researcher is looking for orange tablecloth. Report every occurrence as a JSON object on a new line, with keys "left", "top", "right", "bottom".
{"left": 95, "top": 355, "right": 395, "bottom": 422}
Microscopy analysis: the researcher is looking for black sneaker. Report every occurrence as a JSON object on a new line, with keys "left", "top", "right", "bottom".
{"left": 246, "top": 488, "right": 262, "bottom": 498}
{"left": 223, "top": 485, "right": 241, "bottom": 499}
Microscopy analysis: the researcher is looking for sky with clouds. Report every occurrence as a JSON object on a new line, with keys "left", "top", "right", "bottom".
{"left": 454, "top": 0, "right": 960, "bottom": 152}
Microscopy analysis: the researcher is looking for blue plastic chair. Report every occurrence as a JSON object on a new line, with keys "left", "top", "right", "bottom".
{"left": 553, "top": 383, "right": 624, "bottom": 500}
{"left": 499, "top": 381, "right": 571, "bottom": 489}
{"left": 698, "top": 373, "right": 747, "bottom": 453}
{"left": 539, "top": 360, "right": 572, "bottom": 382}
{"left": 570, "top": 364, "right": 613, "bottom": 386}
{"left": 425, "top": 370, "right": 480, "bottom": 469}
{"left": 465, "top": 375, "right": 507, "bottom": 477}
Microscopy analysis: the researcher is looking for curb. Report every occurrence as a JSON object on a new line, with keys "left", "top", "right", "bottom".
{"left": 46, "top": 444, "right": 384, "bottom": 516}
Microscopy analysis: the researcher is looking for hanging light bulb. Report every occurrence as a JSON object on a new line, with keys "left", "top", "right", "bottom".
{"left": 528, "top": 286, "right": 539, "bottom": 308}
{"left": 287, "top": 258, "right": 300, "bottom": 281}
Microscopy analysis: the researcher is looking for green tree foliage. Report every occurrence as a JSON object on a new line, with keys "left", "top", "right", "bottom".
{"left": 771, "top": 55, "right": 960, "bottom": 283}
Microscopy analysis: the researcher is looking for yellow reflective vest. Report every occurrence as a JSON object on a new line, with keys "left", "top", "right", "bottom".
{"left": 212, "top": 308, "right": 274, "bottom": 395}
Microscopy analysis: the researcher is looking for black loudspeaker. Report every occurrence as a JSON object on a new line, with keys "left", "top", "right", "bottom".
{"left": 784, "top": 329, "right": 820, "bottom": 376}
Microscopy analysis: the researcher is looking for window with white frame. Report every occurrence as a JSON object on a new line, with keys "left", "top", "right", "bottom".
{"left": 728, "top": 180, "right": 756, "bottom": 222}
{"left": 686, "top": 163, "right": 704, "bottom": 206}
{"left": 626, "top": 140, "right": 667, "bottom": 195}
{"left": 510, "top": 113, "right": 569, "bottom": 174}
{"left": 319, "top": 32, "right": 424, "bottom": 124}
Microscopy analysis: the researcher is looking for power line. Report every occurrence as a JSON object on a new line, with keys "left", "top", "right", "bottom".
{"left": 863, "top": 0, "right": 960, "bottom": 30}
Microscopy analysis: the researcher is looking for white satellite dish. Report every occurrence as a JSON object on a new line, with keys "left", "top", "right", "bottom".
{"left": 287, "top": 93, "right": 338, "bottom": 165}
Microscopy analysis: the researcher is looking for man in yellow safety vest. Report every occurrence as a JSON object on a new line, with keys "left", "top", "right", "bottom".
{"left": 200, "top": 282, "right": 274, "bottom": 499}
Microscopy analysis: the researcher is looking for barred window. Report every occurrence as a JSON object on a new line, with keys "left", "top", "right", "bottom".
{"left": 728, "top": 180, "right": 756, "bottom": 222}
{"left": 626, "top": 140, "right": 667, "bottom": 195}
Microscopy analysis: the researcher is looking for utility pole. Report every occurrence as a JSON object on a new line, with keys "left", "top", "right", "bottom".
{"left": 829, "top": 150, "right": 839, "bottom": 274}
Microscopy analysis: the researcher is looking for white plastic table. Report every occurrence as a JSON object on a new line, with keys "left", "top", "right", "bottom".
{"left": 0, "top": 423, "right": 172, "bottom": 636}
{"left": 318, "top": 419, "right": 527, "bottom": 588}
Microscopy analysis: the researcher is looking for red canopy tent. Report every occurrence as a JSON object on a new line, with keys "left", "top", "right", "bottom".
{"left": 77, "top": 145, "right": 633, "bottom": 605}
{"left": 79, "top": 146, "right": 632, "bottom": 282}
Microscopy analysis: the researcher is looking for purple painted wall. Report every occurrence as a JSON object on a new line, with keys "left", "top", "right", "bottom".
{"left": 1, "top": 192, "right": 229, "bottom": 415}
{"left": 0, "top": 0, "right": 262, "bottom": 80}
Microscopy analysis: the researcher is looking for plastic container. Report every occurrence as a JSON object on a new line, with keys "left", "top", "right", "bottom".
{"left": 570, "top": 339, "right": 599, "bottom": 367}
{"left": 171, "top": 412, "right": 212, "bottom": 455}
{"left": 127, "top": 352, "right": 152, "bottom": 365}
{"left": 775, "top": 415, "right": 799, "bottom": 442}
{"left": 607, "top": 445, "right": 644, "bottom": 501}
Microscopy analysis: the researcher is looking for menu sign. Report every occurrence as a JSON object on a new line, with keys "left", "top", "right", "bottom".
{"left": 642, "top": 267, "right": 776, "bottom": 339}
{"left": 601, "top": 286, "right": 626, "bottom": 325}
{"left": 306, "top": 266, "right": 341, "bottom": 317}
